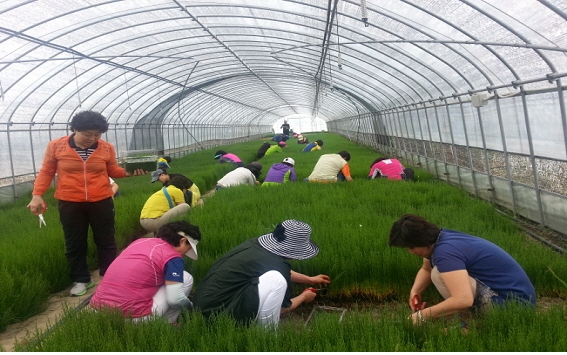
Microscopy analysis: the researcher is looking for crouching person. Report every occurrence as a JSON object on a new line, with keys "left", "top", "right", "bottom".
{"left": 90, "top": 221, "right": 201, "bottom": 323}
{"left": 193, "top": 220, "right": 331, "bottom": 328}
{"left": 388, "top": 214, "right": 536, "bottom": 325}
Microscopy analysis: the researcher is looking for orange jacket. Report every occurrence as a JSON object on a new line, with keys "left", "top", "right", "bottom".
{"left": 32, "top": 136, "right": 127, "bottom": 202}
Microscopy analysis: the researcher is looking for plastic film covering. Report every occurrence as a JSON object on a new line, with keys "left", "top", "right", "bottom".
{"left": 3, "top": 1, "right": 567, "bottom": 236}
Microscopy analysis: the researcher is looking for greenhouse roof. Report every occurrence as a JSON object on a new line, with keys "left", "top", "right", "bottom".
{"left": 2, "top": 0, "right": 567, "bottom": 126}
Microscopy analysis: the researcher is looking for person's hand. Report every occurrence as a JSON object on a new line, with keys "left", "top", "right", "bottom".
{"left": 27, "top": 195, "right": 46, "bottom": 214}
{"left": 309, "top": 274, "right": 331, "bottom": 286}
{"left": 302, "top": 288, "right": 318, "bottom": 303}
{"left": 410, "top": 294, "right": 426, "bottom": 311}
{"left": 125, "top": 169, "right": 148, "bottom": 177}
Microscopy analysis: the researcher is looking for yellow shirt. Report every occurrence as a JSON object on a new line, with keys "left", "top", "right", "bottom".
{"left": 189, "top": 184, "right": 201, "bottom": 207}
{"left": 140, "top": 185, "right": 185, "bottom": 219}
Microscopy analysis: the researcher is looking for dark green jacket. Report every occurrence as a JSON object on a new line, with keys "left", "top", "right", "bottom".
{"left": 193, "top": 238, "right": 292, "bottom": 325}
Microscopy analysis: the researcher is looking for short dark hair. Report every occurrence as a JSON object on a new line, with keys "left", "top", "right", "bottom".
{"left": 338, "top": 151, "right": 351, "bottom": 161}
{"left": 69, "top": 111, "right": 109, "bottom": 133}
{"left": 169, "top": 175, "right": 192, "bottom": 190}
{"left": 388, "top": 214, "right": 440, "bottom": 248}
{"left": 316, "top": 139, "right": 324, "bottom": 147}
{"left": 157, "top": 221, "right": 201, "bottom": 247}
{"left": 163, "top": 156, "right": 172, "bottom": 163}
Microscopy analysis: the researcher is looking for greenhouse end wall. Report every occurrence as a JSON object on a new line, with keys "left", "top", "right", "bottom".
{"left": 329, "top": 89, "right": 567, "bottom": 237}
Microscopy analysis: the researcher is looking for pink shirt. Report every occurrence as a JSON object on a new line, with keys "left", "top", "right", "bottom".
{"left": 369, "top": 159, "right": 405, "bottom": 180}
{"left": 90, "top": 238, "right": 181, "bottom": 317}
{"left": 220, "top": 153, "right": 242, "bottom": 163}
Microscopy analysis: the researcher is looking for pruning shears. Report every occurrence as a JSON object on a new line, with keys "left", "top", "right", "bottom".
{"left": 34, "top": 205, "right": 47, "bottom": 228}
{"left": 411, "top": 294, "right": 426, "bottom": 311}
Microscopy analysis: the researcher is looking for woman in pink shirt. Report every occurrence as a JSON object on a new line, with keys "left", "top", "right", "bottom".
{"left": 368, "top": 157, "right": 414, "bottom": 181}
{"left": 90, "top": 221, "right": 201, "bottom": 323}
{"left": 214, "top": 150, "right": 244, "bottom": 167}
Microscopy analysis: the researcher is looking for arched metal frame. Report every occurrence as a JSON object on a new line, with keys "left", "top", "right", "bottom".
{"left": 2, "top": 0, "right": 567, "bottom": 235}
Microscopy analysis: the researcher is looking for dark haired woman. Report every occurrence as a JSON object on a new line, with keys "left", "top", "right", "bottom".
{"left": 302, "top": 139, "right": 323, "bottom": 153}
{"left": 27, "top": 110, "right": 145, "bottom": 297}
{"left": 193, "top": 220, "right": 330, "bottom": 327}
{"left": 389, "top": 214, "right": 536, "bottom": 325}
{"left": 91, "top": 221, "right": 201, "bottom": 323}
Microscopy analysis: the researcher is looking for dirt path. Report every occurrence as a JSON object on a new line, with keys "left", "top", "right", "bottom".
{"left": 0, "top": 271, "right": 102, "bottom": 352}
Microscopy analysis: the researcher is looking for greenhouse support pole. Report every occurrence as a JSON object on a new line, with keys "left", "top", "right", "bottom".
{"left": 494, "top": 93, "right": 518, "bottom": 217}
{"left": 434, "top": 102, "right": 450, "bottom": 184}
{"left": 423, "top": 103, "right": 440, "bottom": 178}
{"left": 444, "top": 102, "right": 462, "bottom": 188}
{"left": 392, "top": 109, "right": 404, "bottom": 160}
{"left": 400, "top": 110, "right": 415, "bottom": 166}
{"left": 408, "top": 107, "right": 420, "bottom": 168}
{"left": 556, "top": 79, "right": 567, "bottom": 164}
{"left": 520, "top": 88, "right": 545, "bottom": 228}
{"left": 476, "top": 103, "right": 496, "bottom": 203}
{"left": 6, "top": 122, "right": 17, "bottom": 201}
{"left": 459, "top": 98, "right": 478, "bottom": 197}
{"left": 416, "top": 104, "right": 429, "bottom": 172}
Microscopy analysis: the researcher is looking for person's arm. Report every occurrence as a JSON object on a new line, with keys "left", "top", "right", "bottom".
{"left": 110, "top": 180, "right": 119, "bottom": 195}
{"left": 281, "top": 289, "right": 317, "bottom": 314}
{"left": 165, "top": 281, "right": 193, "bottom": 309}
{"left": 409, "top": 258, "right": 433, "bottom": 310}
{"left": 341, "top": 164, "right": 353, "bottom": 181}
{"left": 28, "top": 142, "right": 58, "bottom": 214}
{"left": 290, "top": 270, "right": 331, "bottom": 286}
{"left": 410, "top": 261, "right": 475, "bottom": 324}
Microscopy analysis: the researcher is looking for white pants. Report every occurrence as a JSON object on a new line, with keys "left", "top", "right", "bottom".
{"left": 133, "top": 271, "right": 193, "bottom": 323}
{"left": 255, "top": 270, "right": 287, "bottom": 327}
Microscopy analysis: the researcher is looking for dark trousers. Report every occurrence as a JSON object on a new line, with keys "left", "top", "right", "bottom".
{"left": 58, "top": 198, "right": 117, "bottom": 283}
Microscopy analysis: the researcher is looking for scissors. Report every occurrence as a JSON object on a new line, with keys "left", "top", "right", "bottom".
{"left": 34, "top": 205, "right": 47, "bottom": 228}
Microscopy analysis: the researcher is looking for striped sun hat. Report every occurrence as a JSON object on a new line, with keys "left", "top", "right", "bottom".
{"left": 258, "top": 220, "right": 319, "bottom": 260}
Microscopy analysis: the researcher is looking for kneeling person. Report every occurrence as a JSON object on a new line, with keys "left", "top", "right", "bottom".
{"left": 193, "top": 220, "right": 331, "bottom": 327}
{"left": 262, "top": 157, "right": 296, "bottom": 186}
{"left": 90, "top": 221, "right": 201, "bottom": 323}
{"left": 388, "top": 214, "right": 536, "bottom": 325}
{"left": 140, "top": 175, "right": 191, "bottom": 232}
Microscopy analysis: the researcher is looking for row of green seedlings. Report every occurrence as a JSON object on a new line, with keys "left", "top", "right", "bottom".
{"left": 12, "top": 175, "right": 565, "bottom": 351}
{"left": 17, "top": 297, "right": 567, "bottom": 351}
{"left": 0, "top": 132, "right": 357, "bottom": 331}
{"left": 1, "top": 133, "right": 564, "bottom": 335}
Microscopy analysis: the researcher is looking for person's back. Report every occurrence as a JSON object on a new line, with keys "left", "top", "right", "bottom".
{"left": 435, "top": 229, "right": 536, "bottom": 305}
{"left": 302, "top": 139, "right": 323, "bottom": 152}
{"left": 369, "top": 158, "right": 405, "bottom": 180}
{"left": 193, "top": 238, "right": 291, "bottom": 324}
{"left": 217, "top": 167, "right": 256, "bottom": 188}
{"left": 265, "top": 143, "right": 285, "bottom": 156}
{"left": 257, "top": 142, "right": 271, "bottom": 158}
{"left": 140, "top": 184, "right": 184, "bottom": 219}
{"left": 262, "top": 159, "right": 296, "bottom": 185}
{"left": 308, "top": 154, "right": 346, "bottom": 182}
{"left": 90, "top": 237, "right": 179, "bottom": 317}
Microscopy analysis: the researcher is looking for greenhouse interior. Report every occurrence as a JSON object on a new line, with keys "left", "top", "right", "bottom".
{"left": 1, "top": 0, "right": 567, "bottom": 351}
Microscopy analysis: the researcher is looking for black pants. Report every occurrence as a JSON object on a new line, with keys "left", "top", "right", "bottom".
{"left": 58, "top": 198, "right": 117, "bottom": 283}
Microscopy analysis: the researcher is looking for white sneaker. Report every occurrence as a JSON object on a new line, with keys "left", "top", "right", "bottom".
{"left": 70, "top": 281, "right": 95, "bottom": 296}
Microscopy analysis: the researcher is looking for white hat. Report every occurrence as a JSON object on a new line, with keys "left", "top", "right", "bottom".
{"left": 283, "top": 157, "right": 295, "bottom": 166}
{"left": 258, "top": 220, "right": 319, "bottom": 260}
{"left": 177, "top": 231, "right": 199, "bottom": 260}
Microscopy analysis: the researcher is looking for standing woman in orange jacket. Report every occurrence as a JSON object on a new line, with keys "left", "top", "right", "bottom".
{"left": 27, "top": 111, "right": 144, "bottom": 296}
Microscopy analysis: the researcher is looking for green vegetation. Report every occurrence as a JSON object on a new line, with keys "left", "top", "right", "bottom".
{"left": 1, "top": 133, "right": 566, "bottom": 351}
